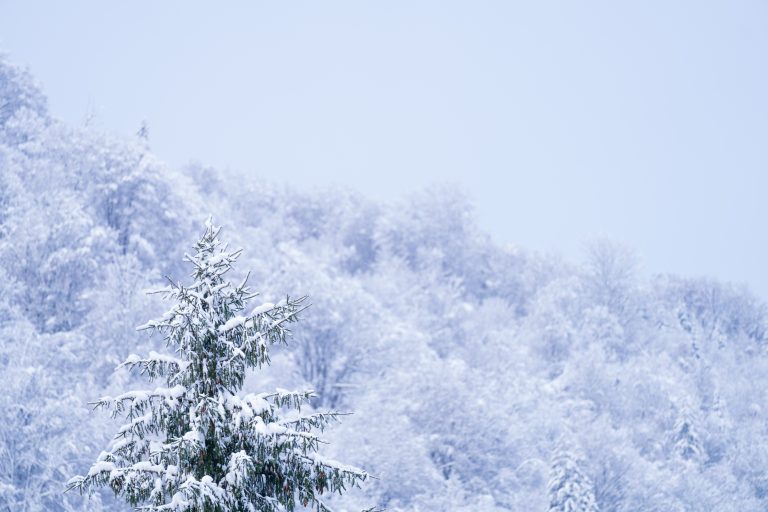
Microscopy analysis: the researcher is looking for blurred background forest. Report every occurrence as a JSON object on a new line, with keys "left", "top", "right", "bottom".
{"left": 2, "top": 57, "right": 768, "bottom": 511}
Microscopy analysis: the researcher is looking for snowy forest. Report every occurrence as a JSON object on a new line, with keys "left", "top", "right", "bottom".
{"left": 2, "top": 55, "right": 768, "bottom": 511}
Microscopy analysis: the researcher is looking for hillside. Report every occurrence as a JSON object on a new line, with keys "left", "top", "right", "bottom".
{"left": 1, "top": 56, "right": 767, "bottom": 511}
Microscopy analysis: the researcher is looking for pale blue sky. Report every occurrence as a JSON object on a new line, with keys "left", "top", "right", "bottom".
{"left": 2, "top": 1, "right": 767, "bottom": 298}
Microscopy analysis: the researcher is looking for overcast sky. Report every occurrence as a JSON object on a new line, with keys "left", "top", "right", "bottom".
{"left": 2, "top": 1, "right": 767, "bottom": 298}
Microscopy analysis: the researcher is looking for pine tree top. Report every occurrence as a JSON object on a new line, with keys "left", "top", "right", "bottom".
{"left": 68, "top": 222, "right": 370, "bottom": 512}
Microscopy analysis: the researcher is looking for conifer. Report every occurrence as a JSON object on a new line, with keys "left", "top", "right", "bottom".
{"left": 68, "top": 222, "right": 368, "bottom": 511}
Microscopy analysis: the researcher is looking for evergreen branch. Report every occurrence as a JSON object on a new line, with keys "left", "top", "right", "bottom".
{"left": 117, "top": 351, "right": 188, "bottom": 380}
{"left": 279, "top": 411, "right": 352, "bottom": 433}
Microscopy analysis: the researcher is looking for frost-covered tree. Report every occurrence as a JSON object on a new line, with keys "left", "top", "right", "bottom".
{"left": 547, "top": 447, "right": 599, "bottom": 512}
{"left": 68, "top": 222, "right": 369, "bottom": 511}
{"left": 672, "top": 406, "right": 704, "bottom": 463}
{"left": 0, "top": 55, "right": 48, "bottom": 145}
{"left": 0, "top": 311, "right": 103, "bottom": 512}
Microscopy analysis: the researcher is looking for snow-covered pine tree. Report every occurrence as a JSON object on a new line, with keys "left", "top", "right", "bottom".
{"left": 672, "top": 406, "right": 704, "bottom": 463}
{"left": 547, "top": 446, "right": 599, "bottom": 512}
{"left": 67, "top": 221, "right": 369, "bottom": 511}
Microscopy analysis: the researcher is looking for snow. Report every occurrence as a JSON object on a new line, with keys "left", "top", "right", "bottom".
{"left": 243, "top": 394, "right": 270, "bottom": 414}
{"left": 159, "top": 491, "right": 190, "bottom": 510}
{"left": 227, "top": 345, "right": 245, "bottom": 361}
{"left": 148, "top": 350, "right": 186, "bottom": 366}
{"left": 225, "top": 451, "right": 252, "bottom": 486}
{"left": 118, "top": 351, "right": 186, "bottom": 370}
{"left": 135, "top": 308, "right": 176, "bottom": 331}
{"left": 218, "top": 315, "right": 248, "bottom": 333}
{"left": 109, "top": 438, "right": 133, "bottom": 453}
{"left": 113, "top": 390, "right": 150, "bottom": 403}
{"left": 182, "top": 430, "right": 204, "bottom": 444}
{"left": 87, "top": 461, "right": 116, "bottom": 477}
{"left": 153, "top": 384, "right": 186, "bottom": 402}
{"left": 130, "top": 461, "right": 165, "bottom": 474}
{"left": 309, "top": 453, "right": 367, "bottom": 475}
{"left": 206, "top": 252, "right": 230, "bottom": 266}
{"left": 208, "top": 282, "right": 229, "bottom": 295}
{"left": 217, "top": 303, "right": 275, "bottom": 333}
{"left": 119, "top": 412, "right": 151, "bottom": 434}
{"left": 250, "top": 302, "right": 275, "bottom": 316}
{"left": 135, "top": 320, "right": 158, "bottom": 330}
{"left": 123, "top": 353, "right": 141, "bottom": 365}
{"left": 252, "top": 417, "right": 268, "bottom": 435}
{"left": 244, "top": 332, "right": 265, "bottom": 346}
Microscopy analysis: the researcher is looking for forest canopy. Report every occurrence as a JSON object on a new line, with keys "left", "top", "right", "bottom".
{"left": 1, "top": 56, "right": 767, "bottom": 511}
